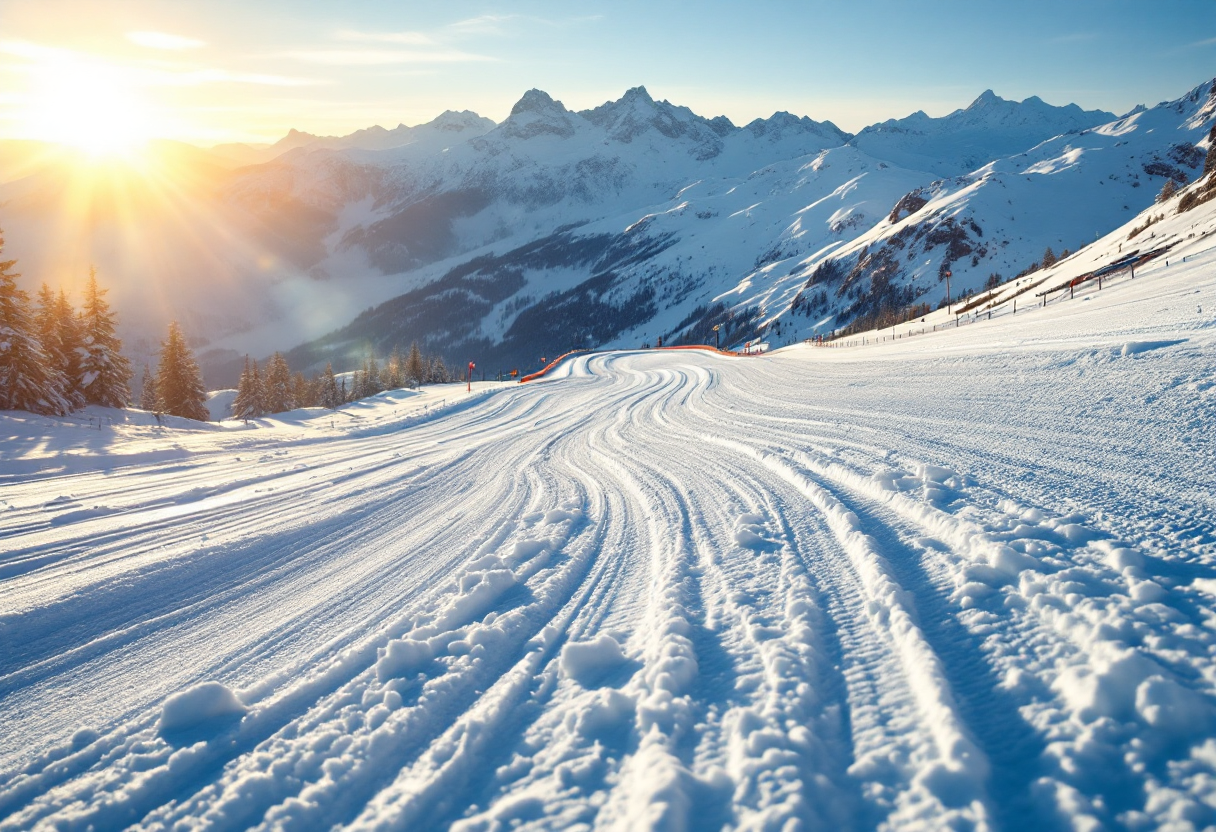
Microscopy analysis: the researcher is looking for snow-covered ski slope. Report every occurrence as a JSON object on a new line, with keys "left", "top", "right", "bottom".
{"left": 2, "top": 248, "right": 1215, "bottom": 830}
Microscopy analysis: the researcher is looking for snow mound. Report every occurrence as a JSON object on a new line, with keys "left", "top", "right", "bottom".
{"left": 560, "top": 635, "right": 628, "bottom": 686}
{"left": 376, "top": 638, "right": 433, "bottom": 681}
{"left": 574, "top": 688, "right": 636, "bottom": 740}
{"left": 205, "top": 389, "right": 236, "bottom": 422}
{"left": 1118, "top": 339, "right": 1185, "bottom": 357}
{"left": 159, "top": 682, "right": 246, "bottom": 735}
{"left": 734, "top": 512, "right": 779, "bottom": 551}
{"left": 1136, "top": 675, "right": 1213, "bottom": 737}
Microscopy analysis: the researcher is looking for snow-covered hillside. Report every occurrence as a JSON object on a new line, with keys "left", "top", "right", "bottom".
{"left": 763, "top": 79, "right": 1215, "bottom": 343}
{"left": 2, "top": 202, "right": 1214, "bottom": 829}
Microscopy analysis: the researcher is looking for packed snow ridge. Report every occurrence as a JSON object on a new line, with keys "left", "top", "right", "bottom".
{"left": 2, "top": 196, "right": 1215, "bottom": 829}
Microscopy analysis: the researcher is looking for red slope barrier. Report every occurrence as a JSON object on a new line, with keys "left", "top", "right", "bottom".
{"left": 519, "top": 350, "right": 589, "bottom": 384}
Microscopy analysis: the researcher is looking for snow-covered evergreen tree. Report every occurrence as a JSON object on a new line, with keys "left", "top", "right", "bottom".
{"left": 407, "top": 342, "right": 424, "bottom": 388}
{"left": 154, "top": 320, "right": 209, "bottom": 421}
{"left": 320, "top": 362, "right": 340, "bottom": 409}
{"left": 139, "top": 364, "right": 157, "bottom": 411}
{"left": 0, "top": 235, "right": 71, "bottom": 415}
{"left": 264, "top": 352, "right": 293, "bottom": 413}
{"left": 251, "top": 361, "right": 265, "bottom": 413}
{"left": 78, "top": 268, "right": 131, "bottom": 408}
{"left": 232, "top": 355, "right": 264, "bottom": 421}
{"left": 385, "top": 346, "right": 404, "bottom": 389}
{"left": 33, "top": 283, "right": 76, "bottom": 410}
{"left": 361, "top": 355, "right": 381, "bottom": 399}
{"left": 55, "top": 289, "right": 85, "bottom": 404}
{"left": 292, "top": 371, "right": 311, "bottom": 408}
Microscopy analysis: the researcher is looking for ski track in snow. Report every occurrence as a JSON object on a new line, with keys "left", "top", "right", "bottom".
{"left": 1, "top": 260, "right": 1215, "bottom": 831}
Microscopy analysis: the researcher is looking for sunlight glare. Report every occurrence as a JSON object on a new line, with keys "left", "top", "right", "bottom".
{"left": 24, "top": 56, "right": 157, "bottom": 159}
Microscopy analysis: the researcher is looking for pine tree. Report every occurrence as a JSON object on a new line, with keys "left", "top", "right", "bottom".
{"left": 139, "top": 364, "right": 157, "bottom": 411}
{"left": 78, "top": 268, "right": 132, "bottom": 407}
{"left": 264, "top": 352, "right": 293, "bottom": 413}
{"left": 250, "top": 360, "right": 265, "bottom": 415}
{"left": 0, "top": 234, "right": 71, "bottom": 415}
{"left": 1042, "top": 246, "right": 1057, "bottom": 269}
{"left": 407, "top": 341, "right": 424, "bottom": 388}
{"left": 232, "top": 356, "right": 263, "bottom": 421}
{"left": 362, "top": 355, "right": 381, "bottom": 398}
{"left": 55, "top": 289, "right": 85, "bottom": 404}
{"left": 33, "top": 283, "right": 75, "bottom": 409}
{"left": 385, "top": 346, "right": 404, "bottom": 389}
{"left": 292, "top": 371, "right": 311, "bottom": 408}
{"left": 154, "top": 320, "right": 209, "bottom": 421}
{"left": 320, "top": 362, "right": 340, "bottom": 409}
{"left": 1158, "top": 179, "right": 1179, "bottom": 203}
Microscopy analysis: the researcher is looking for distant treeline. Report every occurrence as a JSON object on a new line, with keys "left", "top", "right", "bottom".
{"left": 229, "top": 343, "right": 459, "bottom": 420}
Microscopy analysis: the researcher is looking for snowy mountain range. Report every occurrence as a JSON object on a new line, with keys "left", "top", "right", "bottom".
{"left": 211, "top": 110, "right": 498, "bottom": 166}
{"left": 850, "top": 90, "right": 1117, "bottom": 177}
{"left": 1, "top": 79, "right": 1211, "bottom": 384}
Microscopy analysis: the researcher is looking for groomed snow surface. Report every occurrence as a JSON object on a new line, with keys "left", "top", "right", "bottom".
{"left": 2, "top": 255, "right": 1215, "bottom": 831}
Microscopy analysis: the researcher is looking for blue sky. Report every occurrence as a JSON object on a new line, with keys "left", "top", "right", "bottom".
{"left": 1, "top": 0, "right": 1213, "bottom": 144}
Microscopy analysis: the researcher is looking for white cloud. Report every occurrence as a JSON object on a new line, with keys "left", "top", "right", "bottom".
{"left": 173, "top": 69, "right": 320, "bottom": 87}
{"left": 445, "top": 13, "right": 601, "bottom": 36}
{"left": 127, "top": 31, "right": 206, "bottom": 51}
{"left": 447, "top": 14, "right": 519, "bottom": 35}
{"left": 334, "top": 30, "right": 434, "bottom": 46}
{"left": 283, "top": 48, "right": 493, "bottom": 66}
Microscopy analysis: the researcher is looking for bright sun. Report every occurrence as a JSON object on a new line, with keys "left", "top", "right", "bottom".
{"left": 24, "top": 60, "right": 156, "bottom": 158}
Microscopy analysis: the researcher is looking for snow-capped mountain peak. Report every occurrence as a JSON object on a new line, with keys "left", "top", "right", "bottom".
{"left": 496, "top": 89, "right": 579, "bottom": 140}
{"left": 509, "top": 88, "right": 568, "bottom": 118}
{"left": 744, "top": 111, "right": 852, "bottom": 146}
{"left": 428, "top": 109, "right": 496, "bottom": 133}
{"left": 706, "top": 114, "right": 736, "bottom": 137}
{"left": 619, "top": 84, "right": 655, "bottom": 105}
{"left": 967, "top": 89, "right": 1001, "bottom": 109}
{"left": 580, "top": 86, "right": 725, "bottom": 157}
